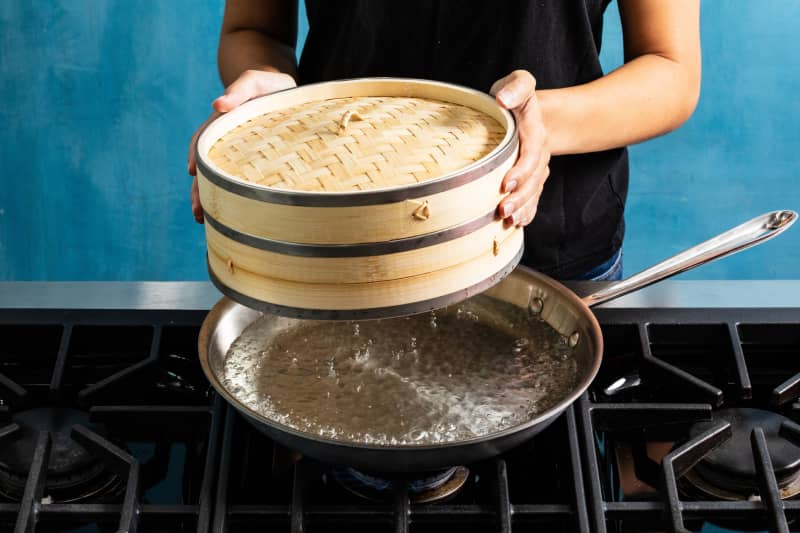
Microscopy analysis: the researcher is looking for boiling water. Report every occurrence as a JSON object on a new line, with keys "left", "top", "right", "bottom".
{"left": 222, "top": 296, "right": 579, "bottom": 445}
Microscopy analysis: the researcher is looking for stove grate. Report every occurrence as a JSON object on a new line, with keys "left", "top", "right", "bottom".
{"left": 585, "top": 307, "right": 800, "bottom": 533}
{"left": 4, "top": 304, "right": 800, "bottom": 532}
{"left": 0, "top": 311, "right": 220, "bottom": 533}
{"left": 212, "top": 403, "right": 591, "bottom": 533}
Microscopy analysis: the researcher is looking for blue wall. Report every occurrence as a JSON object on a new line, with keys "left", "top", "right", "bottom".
{"left": 1, "top": 1, "right": 798, "bottom": 281}
{"left": 600, "top": 2, "right": 800, "bottom": 280}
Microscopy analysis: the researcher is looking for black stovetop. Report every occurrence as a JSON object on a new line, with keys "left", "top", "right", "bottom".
{"left": 2, "top": 306, "right": 800, "bottom": 533}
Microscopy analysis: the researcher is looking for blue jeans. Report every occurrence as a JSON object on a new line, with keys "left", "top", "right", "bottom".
{"left": 572, "top": 249, "right": 623, "bottom": 281}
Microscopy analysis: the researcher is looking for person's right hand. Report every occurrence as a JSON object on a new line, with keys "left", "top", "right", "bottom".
{"left": 188, "top": 70, "right": 297, "bottom": 223}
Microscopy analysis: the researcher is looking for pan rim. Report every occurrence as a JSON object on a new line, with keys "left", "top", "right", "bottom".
{"left": 198, "top": 266, "right": 603, "bottom": 452}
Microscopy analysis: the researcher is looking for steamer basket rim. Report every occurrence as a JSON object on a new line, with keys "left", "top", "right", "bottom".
{"left": 195, "top": 77, "right": 518, "bottom": 207}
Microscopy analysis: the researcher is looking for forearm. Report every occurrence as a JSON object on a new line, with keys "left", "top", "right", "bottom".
{"left": 539, "top": 54, "right": 700, "bottom": 156}
{"left": 218, "top": 29, "right": 298, "bottom": 86}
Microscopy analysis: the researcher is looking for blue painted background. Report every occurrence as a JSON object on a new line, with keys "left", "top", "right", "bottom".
{"left": 1, "top": 1, "right": 798, "bottom": 281}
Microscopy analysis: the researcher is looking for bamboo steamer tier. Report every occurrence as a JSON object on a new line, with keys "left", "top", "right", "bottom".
{"left": 196, "top": 78, "right": 521, "bottom": 319}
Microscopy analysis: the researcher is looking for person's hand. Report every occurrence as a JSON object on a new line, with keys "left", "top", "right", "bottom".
{"left": 188, "top": 70, "right": 296, "bottom": 223}
{"left": 490, "top": 70, "right": 550, "bottom": 227}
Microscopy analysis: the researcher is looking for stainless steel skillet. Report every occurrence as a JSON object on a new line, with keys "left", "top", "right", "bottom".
{"left": 199, "top": 211, "right": 795, "bottom": 472}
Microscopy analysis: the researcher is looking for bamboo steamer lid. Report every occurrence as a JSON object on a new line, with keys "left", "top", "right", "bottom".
{"left": 196, "top": 78, "right": 521, "bottom": 319}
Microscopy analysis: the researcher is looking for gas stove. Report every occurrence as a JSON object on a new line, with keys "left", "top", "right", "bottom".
{"left": 1, "top": 281, "right": 799, "bottom": 532}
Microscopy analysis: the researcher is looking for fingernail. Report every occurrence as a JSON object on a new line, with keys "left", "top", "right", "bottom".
{"left": 497, "top": 89, "right": 511, "bottom": 107}
{"left": 501, "top": 201, "right": 514, "bottom": 218}
{"left": 213, "top": 96, "right": 228, "bottom": 112}
{"left": 503, "top": 180, "right": 517, "bottom": 193}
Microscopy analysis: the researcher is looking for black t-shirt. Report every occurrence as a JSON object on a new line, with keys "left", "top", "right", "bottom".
{"left": 299, "top": 0, "right": 627, "bottom": 279}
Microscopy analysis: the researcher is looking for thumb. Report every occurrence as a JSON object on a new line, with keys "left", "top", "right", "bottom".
{"left": 490, "top": 70, "right": 536, "bottom": 110}
{"left": 213, "top": 71, "right": 296, "bottom": 113}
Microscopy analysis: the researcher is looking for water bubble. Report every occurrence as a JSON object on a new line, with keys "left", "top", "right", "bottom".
{"left": 512, "top": 338, "right": 530, "bottom": 354}
{"left": 354, "top": 346, "right": 370, "bottom": 363}
{"left": 221, "top": 296, "right": 579, "bottom": 446}
{"left": 410, "top": 429, "right": 428, "bottom": 442}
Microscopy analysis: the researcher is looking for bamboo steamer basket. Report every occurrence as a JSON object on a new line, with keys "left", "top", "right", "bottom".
{"left": 196, "top": 78, "right": 521, "bottom": 319}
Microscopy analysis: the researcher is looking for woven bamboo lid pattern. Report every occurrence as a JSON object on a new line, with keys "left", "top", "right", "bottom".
{"left": 207, "top": 96, "right": 506, "bottom": 192}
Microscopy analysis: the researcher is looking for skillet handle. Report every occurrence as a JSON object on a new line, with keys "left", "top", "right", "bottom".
{"left": 581, "top": 210, "right": 797, "bottom": 308}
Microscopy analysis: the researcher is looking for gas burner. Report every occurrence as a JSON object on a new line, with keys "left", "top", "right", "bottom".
{"left": 683, "top": 408, "right": 800, "bottom": 500}
{"left": 0, "top": 407, "right": 123, "bottom": 503}
{"left": 331, "top": 466, "right": 470, "bottom": 503}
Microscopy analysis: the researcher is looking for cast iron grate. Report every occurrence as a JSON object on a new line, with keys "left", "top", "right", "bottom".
{"left": 4, "top": 305, "right": 800, "bottom": 532}
{"left": 211, "top": 402, "right": 590, "bottom": 533}
{"left": 0, "top": 310, "right": 220, "bottom": 533}
{"left": 584, "top": 307, "right": 800, "bottom": 533}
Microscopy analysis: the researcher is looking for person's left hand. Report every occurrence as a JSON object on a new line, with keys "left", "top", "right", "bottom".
{"left": 490, "top": 70, "right": 550, "bottom": 227}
